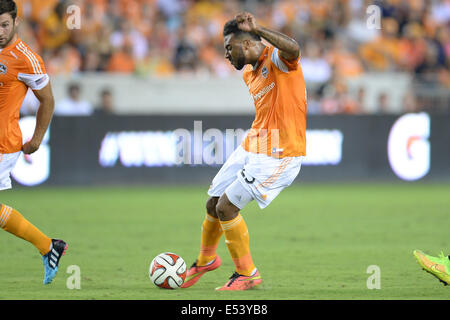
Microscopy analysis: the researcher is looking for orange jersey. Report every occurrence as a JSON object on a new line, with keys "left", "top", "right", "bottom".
{"left": 242, "top": 46, "right": 307, "bottom": 158}
{"left": 0, "top": 38, "right": 49, "bottom": 154}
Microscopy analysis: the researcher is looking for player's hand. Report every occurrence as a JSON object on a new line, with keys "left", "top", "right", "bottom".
{"left": 22, "top": 139, "right": 41, "bottom": 155}
{"left": 235, "top": 12, "right": 258, "bottom": 33}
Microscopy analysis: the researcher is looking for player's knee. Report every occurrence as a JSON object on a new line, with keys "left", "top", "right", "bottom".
{"left": 215, "top": 195, "right": 239, "bottom": 221}
{"left": 215, "top": 201, "right": 227, "bottom": 221}
{"left": 206, "top": 197, "right": 219, "bottom": 218}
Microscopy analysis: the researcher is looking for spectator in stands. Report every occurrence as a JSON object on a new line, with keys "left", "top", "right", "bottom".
{"left": 82, "top": 47, "right": 101, "bottom": 72}
{"left": 415, "top": 41, "right": 445, "bottom": 84}
{"left": 327, "top": 38, "right": 364, "bottom": 78}
{"left": 403, "top": 90, "right": 419, "bottom": 113}
{"left": 359, "top": 17, "right": 401, "bottom": 71}
{"left": 106, "top": 42, "right": 136, "bottom": 74}
{"left": 346, "top": 0, "right": 380, "bottom": 44}
{"left": 321, "top": 76, "right": 360, "bottom": 114}
{"left": 376, "top": 92, "right": 390, "bottom": 114}
{"left": 397, "top": 22, "right": 427, "bottom": 72}
{"left": 109, "top": 20, "right": 148, "bottom": 61}
{"left": 39, "top": 1, "right": 70, "bottom": 51}
{"left": 173, "top": 27, "right": 198, "bottom": 74}
{"left": 45, "top": 44, "right": 81, "bottom": 75}
{"left": 92, "top": 24, "right": 115, "bottom": 71}
{"left": 54, "top": 83, "right": 94, "bottom": 116}
{"left": 301, "top": 41, "right": 332, "bottom": 85}
{"left": 94, "top": 88, "right": 115, "bottom": 116}
{"left": 355, "top": 87, "right": 367, "bottom": 114}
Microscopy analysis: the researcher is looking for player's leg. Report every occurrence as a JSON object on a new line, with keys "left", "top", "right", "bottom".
{"left": 413, "top": 250, "right": 450, "bottom": 285}
{"left": 0, "top": 203, "right": 68, "bottom": 284}
{"left": 0, "top": 203, "right": 52, "bottom": 255}
{"left": 181, "top": 197, "right": 223, "bottom": 288}
{"left": 216, "top": 191, "right": 255, "bottom": 278}
{"left": 1, "top": 153, "right": 52, "bottom": 254}
{"left": 215, "top": 183, "right": 261, "bottom": 291}
{"left": 1, "top": 152, "right": 67, "bottom": 284}
{"left": 197, "top": 197, "right": 223, "bottom": 266}
{"left": 215, "top": 154, "right": 304, "bottom": 290}
{"left": 182, "top": 147, "right": 249, "bottom": 288}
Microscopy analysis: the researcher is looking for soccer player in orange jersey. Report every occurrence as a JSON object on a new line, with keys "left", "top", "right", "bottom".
{"left": 182, "top": 12, "right": 307, "bottom": 290}
{"left": 0, "top": 0, "right": 67, "bottom": 284}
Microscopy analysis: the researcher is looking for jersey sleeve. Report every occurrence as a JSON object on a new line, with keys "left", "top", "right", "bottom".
{"left": 17, "top": 73, "right": 49, "bottom": 90}
{"left": 16, "top": 44, "right": 49, "bottom": 90}
{"left": 271, "top": 48, "right": 300, "bottom": 73}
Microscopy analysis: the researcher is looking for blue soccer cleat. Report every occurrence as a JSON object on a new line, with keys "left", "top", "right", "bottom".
{"left": 42, "top": 239, "right": 68, "bottom": 285}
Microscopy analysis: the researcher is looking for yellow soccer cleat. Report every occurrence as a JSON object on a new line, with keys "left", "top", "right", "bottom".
{"left": 413, "top": 250, "right": 450, "bottom": 286}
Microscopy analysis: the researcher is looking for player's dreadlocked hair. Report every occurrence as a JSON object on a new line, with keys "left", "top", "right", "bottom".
{"left": 223, "top": 19, "right": 261, "bottom": 41}
{"left": 0, "top": 0, "right": 17, "bottom": 20}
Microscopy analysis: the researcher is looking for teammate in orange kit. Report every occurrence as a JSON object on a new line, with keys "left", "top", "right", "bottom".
{"left": 182, "top": 12, "right": 307, "bottom": 291}
{"left": 0, "top": 0, "right": 67, "bottom": 284}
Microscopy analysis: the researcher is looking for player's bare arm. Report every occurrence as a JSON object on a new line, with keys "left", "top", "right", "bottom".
{"left": 235, "top": 12, "right": 300, "bottom": 61}
{"left": 22, "top": 82, "right": 55, "bottom": 155}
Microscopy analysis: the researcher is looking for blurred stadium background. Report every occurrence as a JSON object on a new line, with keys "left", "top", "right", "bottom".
{"left": 10, "top": 0, "right": 450, "bottom": 187}
{"left": 17, "top": 0, "right": 450, "bottom": 114}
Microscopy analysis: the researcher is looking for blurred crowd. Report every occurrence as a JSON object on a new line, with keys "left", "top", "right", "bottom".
{"left": 14, "top": 0, "right": 450, "bottom": 114}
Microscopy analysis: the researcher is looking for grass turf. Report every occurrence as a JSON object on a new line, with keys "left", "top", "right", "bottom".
{"left": 0, "top": 183, "right": 449, "bottom": 300}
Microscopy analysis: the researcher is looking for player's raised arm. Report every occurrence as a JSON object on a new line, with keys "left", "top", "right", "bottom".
{"left": 235, "top": 12, "right": 300, "bottom": 62}
{"left": 22, "top": 82, "right": 55, "bottom": 155}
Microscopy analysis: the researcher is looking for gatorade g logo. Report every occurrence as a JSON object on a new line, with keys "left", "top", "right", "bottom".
{"left": 387, "top": 113, "right": 430, "bottom": 181}
{"left": 11, "top": 116, "right": 50, "bottom": 186}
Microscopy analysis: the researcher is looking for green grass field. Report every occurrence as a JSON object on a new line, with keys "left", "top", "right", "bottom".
{"left": 1, "top": 183, "right": 449, "bottom": 300}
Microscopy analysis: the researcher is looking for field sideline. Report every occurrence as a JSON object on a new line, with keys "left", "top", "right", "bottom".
{"left": 0, "top": 183, "right": 449, "bottom": 300}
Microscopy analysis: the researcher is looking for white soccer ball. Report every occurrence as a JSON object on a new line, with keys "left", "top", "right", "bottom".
{"left": 149, "top": 252, "right": 187, "bottom": 289}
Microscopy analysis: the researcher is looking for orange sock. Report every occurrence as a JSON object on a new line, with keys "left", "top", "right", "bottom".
{"left": 197, "top": 213, "right": 223, "bottom": 266}
{"left": 0, "top": 204, "right": 52, "bottom": 255}
{"left": 220, "top": 213, "right": 256, "bottom": 276}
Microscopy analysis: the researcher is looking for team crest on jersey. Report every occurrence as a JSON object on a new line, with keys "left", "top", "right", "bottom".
{"left": 262, "top": 66, "right": 268, "bottom": 78}
{"left": 0, "top": 63, "right": 7, "bottom": 75}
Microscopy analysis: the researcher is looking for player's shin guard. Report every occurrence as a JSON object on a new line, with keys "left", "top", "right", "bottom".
{"left": 197, "top": 213, "right": 223, "bottom": 266}
{"left": 0, "top": 204, "right": 52, "bottom": 256}
{"left": 220, "top": 213, "right": 256, "bottom": 277}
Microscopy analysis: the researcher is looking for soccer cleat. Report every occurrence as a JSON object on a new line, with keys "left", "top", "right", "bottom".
{"left": 181, "top": 255, "right": 221, "bottom": 288}
{"left": 215, "top": 270, "right": 262, "bottom": 291}
{"left": 42, "top": 239, "right": 68, "bottom": 285}
{"left": 413, "top": 250, "right": 450, "bottom": 286}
